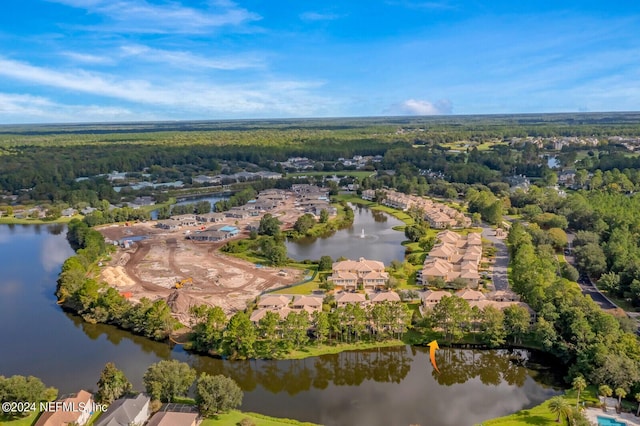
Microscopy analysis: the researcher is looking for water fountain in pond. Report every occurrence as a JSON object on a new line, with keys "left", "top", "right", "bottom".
{"left": 361, "top": 228, "right": 365, "bottom": 238}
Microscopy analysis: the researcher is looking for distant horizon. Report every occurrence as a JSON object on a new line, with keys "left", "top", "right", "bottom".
{"left": 2, "top": 110, "right": 640, "bottom": 129}
{"left": 1, "top": 1, "right": 638, "bottom": 124}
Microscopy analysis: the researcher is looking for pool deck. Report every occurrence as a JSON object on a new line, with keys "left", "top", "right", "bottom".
{"left": 584, "top": 403, "right": 640, "bottom": 426}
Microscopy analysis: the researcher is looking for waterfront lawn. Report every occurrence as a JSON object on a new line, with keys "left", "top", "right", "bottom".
{"left": 283, "top": 339, "right": 406, "bottom": 360}
{"left": 480, "top": 387, "right": 599, "bottom": 426}
{"left": 0, "top": 214, "right": 81, "bottom": 225}
{"left": 0, "top": 412, "right": 39, "bottom": 426}
{"left": 201, "top": 410, "right": 318, "bottom": 426}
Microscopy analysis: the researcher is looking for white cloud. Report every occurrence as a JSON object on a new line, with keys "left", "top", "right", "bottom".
{"left": 387, "top": 98, "right": 452, "bottom": 115}
{"left": 119, "top": 44, "right": 265, "bottom": 70}
{"left": 61, "top": 51, "right": 115, "bottom": 65}
{"left": 0, "top": 57, "right": 333, "bottom": 119}
{"left": 0, "top": 92, "right": 138, "bottom": 123}
{"left": 300, "top": 11, "right": 343, "bottom": 22}
{"left": 48, "top": 0, "right": 261, "bottom": 33}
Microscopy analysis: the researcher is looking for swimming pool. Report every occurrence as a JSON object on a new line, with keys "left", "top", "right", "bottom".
{"left": 597, "top": 416, "right": 627, "bottom": 426}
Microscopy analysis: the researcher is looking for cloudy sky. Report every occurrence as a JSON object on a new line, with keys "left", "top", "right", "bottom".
{"left": 0, "top": 0, "right": 638, "bottom": 123}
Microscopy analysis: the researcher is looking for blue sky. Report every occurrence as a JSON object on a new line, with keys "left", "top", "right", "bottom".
{"left": 0, "top": 0, "right": 639, "bottom": 123}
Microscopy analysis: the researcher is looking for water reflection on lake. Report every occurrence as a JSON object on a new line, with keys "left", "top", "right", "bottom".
{"left": 0, "top": 225, "right": 562, "bottom": 426}
{"left": 285, "top": 205, "right": 407, "bottom": 264}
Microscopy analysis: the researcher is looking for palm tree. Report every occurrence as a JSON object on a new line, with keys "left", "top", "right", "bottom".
{"left": 635, "top": 393, "right": 640, "bottom": 417}
{"left": 615, "top": 388, "right": 627, "bottom": 412}
{"left": 572, "top": 375, "right": 587, "bottom": 409}
{"left": 548, "top": 395, "right": 570, "bottom": 423}
{"left": 599, "top": 384, "right": 613, "bottom": 412}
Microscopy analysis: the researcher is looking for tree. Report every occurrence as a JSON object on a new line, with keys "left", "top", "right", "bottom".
{"left": 432, "top": 296, "right": 470, "bottom": 343}
{"left": 548, "top": 395, "right": 570, "bottom": 423}
{"left": 318, "top": 255, "right": 333, "bottom": 271}
{"left": 258, "top": 214, "right": 282, "bottom": 236}
{"left": 222, "top": 312, "right": 256, "bottom": 359}
{"left": 480, "top": 306, "right": 506, "bottom": 348}
{"left": 313, "top": 311, "right": 330, "bottom": 345}
{"left": 503, "top": 305, "right": 530, "bottom": 345}
{"left": 264, "top": 243, "right": 288, "bottom": 266}
{"left": 615, "top": 387, "right": 626, "bottom": 411}
{"left": 547, "top": 228, "right": 568, "bottom": 250}
{"left": 572, "top": 375, "right": 587, "bottom": 409}
{"left": 319, "top": 209, "right": 329, "bottom": 224}
{"left": 404, "top": 225, "right": 425, "bottom": 242}
{"left": 599, "top": 384, "right": 613, "bottom": 411}
{"left": 96, "top": 363, "right": 132, "bottom": 404}
{"left": 560, "top": 263, "right": 579, "bottom": 282}
{"left": 635, "top": 393, "right": 640, "bottom": 417}
{"left": 0, "top": 375, "right": 57, "bottom": 418}
{"left": 143, "top": 360, "right": 196, "bottom": 402}
{"left": 574, "top": 243, "right": 607, "bottom": 278}
{"left": 195, "top": 373, "right": 243, "bottom": 416}
{"left": 293, "top": 213, "right": 316, "bottom": 234}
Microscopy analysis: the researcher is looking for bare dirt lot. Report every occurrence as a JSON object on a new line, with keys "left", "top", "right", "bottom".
{"left": 98, "top": 222, "right": 304, "bottom": 325}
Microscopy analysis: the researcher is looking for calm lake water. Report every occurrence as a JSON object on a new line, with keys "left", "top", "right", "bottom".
{"left": 0, "top": 225, "right": 561, "bottom": 426}
{"left": 285, "top": 205, "right": 407, "bottom": 265}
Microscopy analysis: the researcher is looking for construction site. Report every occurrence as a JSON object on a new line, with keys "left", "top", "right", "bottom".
{"left": 98, "top": 221, "right": 304, "bottom": 325}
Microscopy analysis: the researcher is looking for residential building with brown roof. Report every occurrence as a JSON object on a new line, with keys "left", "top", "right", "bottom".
{"left": 369, "top": 291, "right": 401, "bottom": 304}
{"left": 35, "top": 390, "right": 93, "bottom": 426}
{"left": 329, "top": 257, "right": 389, "bottom": 290}
{"left": 335, "top": 292, "right": 367, "bottom": 307}
{"left": 257, "top": 295, "right": 292, "bottom": 309}
{"left": 420, "top": 231, "right": 482, "bottom": 287}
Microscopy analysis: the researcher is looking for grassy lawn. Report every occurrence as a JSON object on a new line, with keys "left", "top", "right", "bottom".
{"left": 0, "top": 412, "right": 39, "bottom": 426}
{"left": 289, "top": 170, "right": 374, "bottom": 179}
{"left": 271, "top": 279, "right": 320, "bottom": 295}
{"left": 140, "top": 197, "right": 176, "bottom": 213}
{"left": 200, "top": 410, "right": 319, "bottom": 426}
{"left": 282, "top": 340, "right": 406, "bottom": 360}
{"left": 0, "top": 214, "right": 80, "bottom": 225}
{"left": 480, "top": 387, "right": 600, "bottom": 426}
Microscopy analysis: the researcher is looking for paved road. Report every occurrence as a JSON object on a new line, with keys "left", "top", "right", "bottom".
{"left": 565, "top": 231, "right": 618, "bottom": 310}
{"left": 480, "top": 224, "right": 509, "bottom": 291}
{"left": 576, "top": 276, "right": 617, "bottom": 310}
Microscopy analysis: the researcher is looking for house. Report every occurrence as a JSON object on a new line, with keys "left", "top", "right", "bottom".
{"left": 195, "top": 212, "right": 225, "bottom": 223}
{"left": 34, "top": 390, "right": 93, "bottom": 426}
{"left": 422, "top": 290, "right": 452, "bottom": 308}
{"left": 489, "top": 290, "right": 520, "bottom": 302}
{"left": 171, "top": 214, "right": 198, "bottom": 227}
{"left": 455, "top": 288, "right": 485, "bottom": 302}
{"left": 156, "top": 219, "right": 181, "bottom": 230}
{"left": 61, "top": 208, "right": 77, "bottom": 217}
{"left": 146, "top": 411, "right": 199, "bottom": 426}
{"left": 291, "top": 295, "right": 323, "bottom": 312}
{"left": 257, "top": 295, "right": 292, "bottom": 309}
{"left": 187, "top": 230, "right": 228, "bottom": 242}
{"left": 329, "top": 257, "right": 389, "bottom": 290}
{"left": 369, "top": 291, "right": 401, "bottom": 304}
{"left": 94, "top": 394, "right": 150, "bottom": 426}
{"left": 335, "top": 292, "right": 367, "bottom": 307}
{"left": 219, "top": 225, "right": 240, "bottom": 236}
{"left": 225, "top": 209, "right": 251, "bottom": 219}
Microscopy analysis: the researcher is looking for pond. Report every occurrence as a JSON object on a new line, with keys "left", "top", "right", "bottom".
{"left": 285, "top": 205, "right": 407, "bottom": 265}
{"left": 0, "top": 224, "right": 562, "bottom": 425}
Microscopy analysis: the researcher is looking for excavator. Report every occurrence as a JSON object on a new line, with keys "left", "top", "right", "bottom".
{"left": 174, "top": 277, "right": 193, "bottom": 289}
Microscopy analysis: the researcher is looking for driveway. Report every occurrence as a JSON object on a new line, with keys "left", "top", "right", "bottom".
{"left": 480, "top": 224, "right": 509, "bottom": 291}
